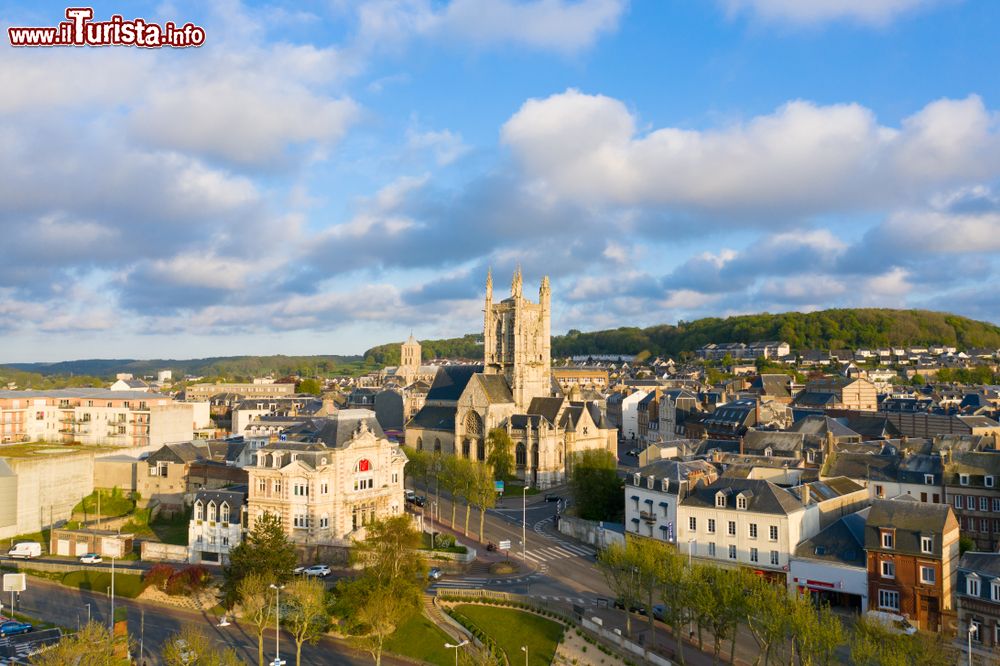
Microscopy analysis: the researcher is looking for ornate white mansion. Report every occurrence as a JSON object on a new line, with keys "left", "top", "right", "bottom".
{"left": 405, "top": 269, "right": 617, "bottom": 488}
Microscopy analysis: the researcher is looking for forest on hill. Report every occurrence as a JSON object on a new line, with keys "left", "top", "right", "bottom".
{"left": 364, "top": 309, "right": 1000, "bottom": 363}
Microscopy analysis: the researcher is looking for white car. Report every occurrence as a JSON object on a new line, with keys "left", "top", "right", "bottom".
{"left": 172, "top": 638, "right": 197, "bottom": 663}
{"left": 79, "top": 553, "right": 103, "bottom": 564}
{"left": 292, "top": 566, "right": 305, "bottom": 575}
{"left": 303, "top": 565, "right": 331, "bottom": 578}
{"left": 865, "top": 610, "right": 917, "bottom": 635}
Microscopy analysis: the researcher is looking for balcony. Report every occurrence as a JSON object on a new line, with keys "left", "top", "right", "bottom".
{"left": 639, "top": 510, "right": 657, "bottom": 524}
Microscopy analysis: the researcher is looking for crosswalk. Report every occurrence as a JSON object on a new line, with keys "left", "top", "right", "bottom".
{"left": 431, "top": 577, "right": 488, "bottom": 589}
{"left": 511, "top": 542, "right": 594, "bottom": 564}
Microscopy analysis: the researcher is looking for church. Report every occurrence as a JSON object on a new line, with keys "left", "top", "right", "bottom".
{"left": 404, "top": 269, "right": 617, "bottom": 488}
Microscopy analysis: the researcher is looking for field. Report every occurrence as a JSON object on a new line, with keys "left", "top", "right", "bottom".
{"left": 452, "top": 604, "right": 564, "bottom": 666}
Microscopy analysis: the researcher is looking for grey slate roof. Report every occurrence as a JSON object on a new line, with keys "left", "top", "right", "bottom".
{"left": 824, "top": 452, "right": 899, "bottom": 483}
{"left": 279, "top": 410, "right": 386, "bottom": 448}
{"left": 425, "top": 365, "right": 483, "bottom": 402}
{"left": 193, "top": 489, "right": 245, "bottom": 525}
{"left": 788, "top": 415, "right": 859, "bottom": 440}
{"left": 864, "top": 498, "right": 956, "bottom": 557}
{"left": 743, "top": 430, "right": 804, "bottom": 455}
{"left": 959, "top": 552, "right": 1000, "bottom": 577}
{"left": 407, "top": 405, "right": 457, "bottom": 431}
{"left": 147, "top": 441, "right": 204, "bottom": 465}
{"left": 795, "top": 508, "right": 869, "bottom": 566}
{"left": 528, "top": 397, "right": 564, "bottom": 423}
{"left": 475, "top": 374, "right": 515, "bottom": 404}
{"left": 680, "top": 477, "right": 806, "bottom": 515}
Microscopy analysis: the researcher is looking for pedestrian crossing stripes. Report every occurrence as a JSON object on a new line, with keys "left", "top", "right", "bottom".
{"left": 511, "top": 543, "right": 594, "bottom": 564}
{"left": 431, "top": 577, "right": 487, "bottom": 589}
{"left": 532, "top": 594, "right": 597, "bottom": 605}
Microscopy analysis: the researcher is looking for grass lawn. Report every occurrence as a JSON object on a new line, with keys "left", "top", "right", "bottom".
{"left": 384, "top": 612, "right": 457, "bottom": 664}
{"left": 73, "top": 489, "right": 135, "bottom": 518}
{"left": 453, "top": 605, "right": 563, "bottom": 666}
{"left": 62, "top": 571, "right": 146, "bottom": 598}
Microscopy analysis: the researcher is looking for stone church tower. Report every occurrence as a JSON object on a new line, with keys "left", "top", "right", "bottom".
{"left": 483, "top": 267, "right": 552, "bottom": 410}
{"left": 399, "top": 333, "right": 421, "bottom": 384}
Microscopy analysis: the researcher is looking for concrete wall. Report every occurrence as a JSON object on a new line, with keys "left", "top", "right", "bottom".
{"left": 141, "top": 541, "right": 189, "bottom": 563}
{"left": 0, "top": 452, "right": 94, "bottom": 540}
{"left": 94, "top": 458, "right": 138, "bottom": 492}
{"left": 557, "top": 515, "right": 625, "bottom": 550}
{"left": 149, "top": 404, "right": 195, "bottom": 448}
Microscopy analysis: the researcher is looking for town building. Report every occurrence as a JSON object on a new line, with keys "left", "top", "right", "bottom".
{"left": 944, "top": 450, "right": 1000, "bottom": 551}
{"left": 189, "top": 488, "right": 246, "bottom": 565}
{"left": 247, "top": 410, "right": 407, "bottom": 545}
{"left": 865, "top": 498, "right": 959, "bottom": 633}
{"left": 183, "top": 382, "right": 296, "bottom": 401}
{"left": 957, "top": 552, "right": 1000, "bottom": 650}
{"left": 790, "top": 508, "right": 870, "bottom": 611}
{"left": 624, "top": 459, "right": 718, "bottom": 543}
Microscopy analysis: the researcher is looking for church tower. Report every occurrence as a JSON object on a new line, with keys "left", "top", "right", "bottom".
{"left": 483, "top": 268, "right": 552, "bottom": 410}
{"left": 400, "top": 333, "right": 421, "bottom": 383}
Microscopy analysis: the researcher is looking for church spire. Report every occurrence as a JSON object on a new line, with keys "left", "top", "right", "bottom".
{"left": 486, "top": 267, "right": 493, "bottom": 300}
{"left": 511, "top": 265, "right": 523, "bottom": 298}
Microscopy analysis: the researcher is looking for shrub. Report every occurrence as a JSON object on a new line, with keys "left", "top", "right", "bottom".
{"left": 144, "top": 563, "right": 175, "bottom": 589}
{"left": 164, "top": 565, "right": 212, "bottom": 596}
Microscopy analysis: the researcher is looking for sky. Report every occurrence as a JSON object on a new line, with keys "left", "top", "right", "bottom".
{"left": 1, "top": 0, "right": 999, "bottom": 362}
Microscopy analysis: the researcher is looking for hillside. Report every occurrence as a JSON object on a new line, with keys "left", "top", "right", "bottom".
{"left": 364, "top": 309, "right": 1000, "bottom": 362}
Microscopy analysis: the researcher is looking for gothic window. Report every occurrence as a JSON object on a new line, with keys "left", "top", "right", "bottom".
{"left": 207, "top": 501, "right": 217, "bottom": 522}
{"left": 477, "top": 439, "right": 485, "bottom": 461}
{"left": 516, "top": 443, "right": 527, "bottom": 466}
{"left": 462, "top": 440, "right": 471, "bottom": 457}
{"left": 194, "top": 501, "right": 204, "bottom": 521}
{"left": 434, "top": 438, "right": 441, "bottom": 453}
{"left": 531, "top": 444, "right": 539, "bottom": 468}
{"left": 464, "top": 411, "right": 484, "bottom": 438}
{"left": 220, "top": 503, "right": 230, "bottom": 523}
{"left": 416, "top": 437, "right": 423, "bottom": 451}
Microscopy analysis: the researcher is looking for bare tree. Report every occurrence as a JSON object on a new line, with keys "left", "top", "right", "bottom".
{"left": 30, "top": 622, "right": 121, "bottom": 665}
{"left": 596, "top": 540, "right": 644, "bottom": 637}
{"left": 162, "top": 624, "right": 245, "bottom": 666}
{"left": 284, "top": 577, "right": 331, "bottom": 666}
{"left": 237, "top": 571, "right": 275, "bottom": 666}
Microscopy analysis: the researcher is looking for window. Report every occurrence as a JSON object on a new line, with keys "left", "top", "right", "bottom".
{"left": 392, "top": 473, "right": 399, "bottom": 484}
{"left": 924, "top": 474, "right": 934, "bottom": 485}
{"left": 716, "top": 493, "right": 727, "bottom": 508}
{"left": 875, "top": 485, "right": 884, "bottom": 498}
{"left": 220, "top": 503, "right": 230, "bottom": 523}
{"left": 726, "top": 521, "right": 735, "bottom": 536}
{"left": 737, "top": 496, "right": 747, "bottom": 510}
{"left": 689, "top": 517, "right": 697, "bottom": 531}
{"left": 967, "top": 576, "right": 981, "bottom": 597}
{"left": 878, "top": 590, "right": 900, "bottom": 611}
{"left": 881, "top": 531, "right": 894, "bottom": 549}
{"left": 992, "top": 581, "right": 1000, "bottom": 603}
{"left": 294, "top": 483, "right": 309, "bottom": 496}
{"left": 750, "top": 547, "right": 758, "bottom": 563}
{"left": 806, "top": 450, "right": 815, "bottom": 464}
{"left": 770, "top": 551, "right": 779, "bottom": 566}
{"left": 708, "top": 542, "right": 716, "bottom": 557}
{"left": 158, "top": 462, "right": 168, "bottom": 476}
{"left": 320, "top": 515, "right": 329, "bottom": 528}
{"left": 354, "top": 478, "right": 374, "bottom": 491}
{"left": 988, "top": 476, "right": 995, "bottom": 488}
{"left": 920, "top": 566, "right": 935, "bottom": 585}
{"left": 194, "top": 502, "right": 203, "bottom": 521}
{"left": 769, "top": 525, "right": 778, "bottom": 541}
{"left": 728, "top": 544, "right": 737, "bottom": 560}
{"left": 320, "top": 482, "right": 328, "bottom": 494}
{"left": 983, "top": 519, "right": 990, "bottom": 533}
{"left": 993, "top": 498, "right": 1000, "bottom": 512}
{"left": 961, "top": 474, "right": 970, "bottom": 486}
{"left": 881, "top": 561, "right": 895, "bottom": 579}
{"left": 209, "top": 536, "right": 216, "bottom": 546}
{"left": 749, "top": 523, "right": 758, "bottom": 539}
{"left": 707, "top": 519, "right": 716, "bottom": 534}
{"left": 995, "top": 624, "right": 1000, "bottom": 646}
{"left": 955, "top": 495, "right": 963, "bottom": 509}
{"left": 921, "top": 536, "right": 933, "bottom": 554}
{"left": 222, "top": 536, "right": 229, "bottom": 546}
{"left": 207, "top": 502, "right": 216, "bottom": 523}
{"left": 293, "top": 515, "right": 310, "bottom": 528}
{"left": 970, "top": 620, "right": 981, "bottom": 643}
{"left": 273, "top": 480, "right": 282, "bottom": 494}
{"left": 258, "top": 479, "right": 266, "bottom": 493}
{"left": 982, "top": 497, "right": 990, "bottom": 511}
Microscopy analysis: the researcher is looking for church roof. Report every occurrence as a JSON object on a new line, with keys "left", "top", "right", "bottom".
{"left": 475, "top": 374, "right": 515, "bottom": 404}
{"left": 426, "top": 365, "right": 483, "bottom": 402}
{"left": 528, "top": 397, "right": 564, "bottom": 423}
{"left": 407, "top": 405, "right": 457, "bottom": 431}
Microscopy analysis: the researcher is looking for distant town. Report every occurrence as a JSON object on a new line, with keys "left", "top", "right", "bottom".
{"left": 0, "top": 272, "right": 998, "bottom": 665}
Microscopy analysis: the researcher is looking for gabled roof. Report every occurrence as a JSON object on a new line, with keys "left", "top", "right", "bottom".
{"left": 795, "top": 508, "right": 869, "bottom": 566}
{"left": 279, "top": 410, "right": 386, "bottom": 449}
{"left": 788, "top": 415, "right": 859, "bottom": 439}
{"left": 147, "top": 441, "right": 204, "bottom": 465}
{"left": 475, "top": 374, "right": 514, "bottom": 404}
{"left": 823, "top": 452, "right": 899, "bottom": 483}
{"left": 406, "top": 405, "right": 456, "bottom": 432}
{"left": 425, "top": 365, "right": 483, "bottom": 402}
{"left": 680, "top": 477, "right": 805, "bottom": 515}
{"left": 865, "top": 498, "right": 956, "bottom": 556}
{"left": 959, "top": 552, "right": 1000, "bottom": 578}
{"left": 743, "top": 430, "right": 804, "bottom": 454}
{"left": 528, "top": 397, "right": 564, "bottom": 424}
{"left": 193, "top": 489, "right": 245, "bottom": 524}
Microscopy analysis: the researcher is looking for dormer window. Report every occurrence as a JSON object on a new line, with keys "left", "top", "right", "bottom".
{"left": 647, "top": 476, "right": 655, "bottom": 490}
{"left": 881, "top": 529, "right": 894, "bottom": 549}
{"left": 764, "top": 447, "right": 773, "bottom": 457}
{"left": 806, "top": 450, "right": 815, "bottom": 464}
{"left": 221, "top": 503, "right": 230, "bottom": 523}
{"left": 967, "top": 574, "right": 981, "bottom": 597}
{"left": 194, "top": 501, "right": 204, "bottom": 521}
{"left": 633, "top": 473, "right": 641, "bottom": 486}
{"left": 924, "top": 474, "right": 934, "bottom": 485}
{"left": 715, "top": 492, "right": 727, "bottom": 508}
{"left": 737, "top": 495, "right": 748, "bottom": 510}
{"left": 987, "top": 476, "right": 995, "bottom": 489}
{"left": 921, "top": 536, "right": 933, "bottom": 554}
{"left": 961, "top": 474, "right": 970, "bottom": 486}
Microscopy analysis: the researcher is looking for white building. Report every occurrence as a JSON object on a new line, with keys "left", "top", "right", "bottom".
{"left": 620, "top": 390, "right": 649, "bottom": 441}
{"left": 676, "top": 476, "right": 867, "bottom": 584}
{"left": 625, "top": 459, "right": 718, "bottom": 543}
{"left": 789, "top": 508, "right": 870, "bottom": 610}
{"left": 189, "top": 489, "right": 246, "bottom": 565}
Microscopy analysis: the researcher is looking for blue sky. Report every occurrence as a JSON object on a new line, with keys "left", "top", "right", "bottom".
{"left": 1, "top": 0, "right": 999, "bottom": 362}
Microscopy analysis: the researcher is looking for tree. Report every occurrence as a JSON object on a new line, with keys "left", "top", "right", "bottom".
{"left": 485, "top": 428, "right": 515, "bottom": 482}
{"left": 469, "top": 461, "right": 498, "bottom": 542}
{"left": 238, "top": 572, "right": 275, "bottom": 666}
{"left": 223, "top": 511, "right": 296, "bottom": 606}
{"left": 788, "top": 594, "right": 843, "bottom": 666}
{"left": 297, "top": 378, "right": 322, "bottom": 395}
{"left": 744, "top": 577, "right": 792, "bottom": 666}
{"left": 352, "top": 514, "right": 425, "bottom": 585}
{"left": 697, "top": 567, "right": 750, "bottom": 665}
{"left": 655, "top": 546, "right": 692, "bottom": 665}
{"left": 162, "top": 625, "right": 245, "bottom": 666}
{"left": 596, "top": 540, "right": 644, "bottom": 637}
{"left": 569, "top": 449, "right": 624, "bottom": 521}
{"left": 284, "top": 577, "right": 331, "bottom": 666}
{"left": 440, "top": 456, "right": 468, "bottom": 529}
{"left": 353, "top": 585, "right": 416, "bottom": 666}
{"left": 30, "top": 622, "right": 120, "bottom": 665}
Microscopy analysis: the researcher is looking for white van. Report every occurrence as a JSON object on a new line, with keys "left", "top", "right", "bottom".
{"left": 7, "top": 542, "right": 42, "bottom": 559}
{"left": 865, "top": 610, "right": 917, "bottom": 635}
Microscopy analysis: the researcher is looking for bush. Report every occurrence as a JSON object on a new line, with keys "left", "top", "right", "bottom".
{"left": 144, "top": 563, "right": 175, "bottom": 589}
{"left": 165, "top": 565, "right": 212, "bottom": 596}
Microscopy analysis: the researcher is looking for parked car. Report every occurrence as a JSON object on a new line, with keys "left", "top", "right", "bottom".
{"left": 413, "top": 495, "right": 427, "bottom": 507}
{"left": 0, "top": 621, "right": 33, "bottom": 637}
{"left": 79, "top": 553, "right": 103, "bottom": 564}
{"left": 7, "top": 542, "right": 42, "bottom": 559}
{"left": 544, "top": 493, "right": 561, "bottom": 502}
{"left": 864, "top": 610, "right": 917, "bottom": 635}
{"left": 652, "top": 604, "right": 665, "bottom": 621}
{"left": 404, "top": 489, "right": 416, "bottom": 502}
{"left": 428, "top": 567, "right": 443, "bottom": 581}
{"left": 303, "top": 565, "right": 331, "bottom": 578}
{"left": 171, "top": 638, "right": 197, "bottom": 663}
{"left": 613, "top": 599, "right": 647, "bottom": 615}
{"left": 292, "top": 566, "right": 306, "bottom": 575}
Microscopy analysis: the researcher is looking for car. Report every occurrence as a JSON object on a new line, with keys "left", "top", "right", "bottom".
{"left": 303, "top": 565, "right": 331, "bottom": 578}
{"left": 428, "top": 567, "right": 443, "bottom": 581}
{"left": 79, "top": 553, "right": 103, "bottom": 564}
{"left": 652, "top": 604, "right": 665, "bottom": 621}
{"left": 544, "top": 493, "right": 560, "bottom": 502}
{"left": 172, "top": 638, "right": 197, "bottom": 663}
{"left": 413, "top": 495, "right": 427, "bottom": 507}
{"left": 292, "top": 566, "right": 305, "bottom": 575}
{"left": 864, "top": 610, "right": 917, "bottom": 635}
{"left": 0, "top": 621, "right": 33, "bottom": 637}
{"left": 404, "top": 489, "right": 416, "bottom": 502}
{"left": 613, "top": 599, "right": 647, "bottom": 615}
{"left": 626, "top": 448, "right": 639, "bottom": 457}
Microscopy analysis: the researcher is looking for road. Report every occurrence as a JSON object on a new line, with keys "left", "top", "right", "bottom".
{"left": 13, "top": 577, "right": 392, "bottom": 666}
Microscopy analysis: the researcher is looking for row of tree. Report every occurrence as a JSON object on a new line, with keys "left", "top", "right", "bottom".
{"left": 405, "top": 445, "right": 500, "bottom": 542}
{"left": 598, "top": 538, "right": 957, "bottom": 666}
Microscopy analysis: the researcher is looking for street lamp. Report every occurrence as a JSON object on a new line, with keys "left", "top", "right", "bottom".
{"left": 521, "top": 644, "right": 528, "bottom": 666}
{"left": 444, "top": 640, "right": 469, "bottom": 666}
{"left": 687, "top": 538, "right": 695, "bottom": 567}
{"left": 269, "top": 583, "right": 286, "bottom": 666}
{"left": 968, "top": 622, "right": 977, "bottom": 666}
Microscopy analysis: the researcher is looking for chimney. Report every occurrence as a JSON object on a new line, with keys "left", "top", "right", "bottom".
{"left": 739, "top": 435, "right": 745, "bottom": 456}
{"left": 802, "top": 484, "right": 811, "bottom": 506}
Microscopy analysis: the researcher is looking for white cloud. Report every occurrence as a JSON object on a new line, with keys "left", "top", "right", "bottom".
{"left": 501, "top": 90, "right": 1000, "bottom": 215}
{"left": 357, "top": 0, "right": 626, "bottom": 53}
{"left": 719, "top": 0, "right": 949, "bottom": 26}
{"left": 407, "top": 128, "right": 470, "bottom": 165}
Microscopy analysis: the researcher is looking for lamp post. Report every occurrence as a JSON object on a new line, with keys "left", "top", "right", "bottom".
{"left": 85, "top": 603, "right": 91, "bottom": 624}
{"left": 968, "top": 622, "right": 977, "bottom": 666}
{"left": 687, "top": 538, "right": 695, "bottom": 567}
{"left": 444, "top": 640, "right": 469, "bottom": 666}
{"left": 109, "top": 555, "right": 116, "bottom": 630}
{"left": 269, "top": 583, "right": 286, "bottom": 666}
{"left": 522, "top": 482, "right": 528, "bottom": 564}
{"left": 521, "top": 644, "right": 528, "bottom": 666}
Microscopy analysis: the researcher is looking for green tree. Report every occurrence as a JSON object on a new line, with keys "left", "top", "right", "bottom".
{"left": 596, "top": 540, "right": 644, "bottom": 637}
{"left": 789, "top": 594, "right": 843, "bottom": 666}
{"left": 698, "top": 567, "right": 751, "bottom": 665}
{"left": 352, "top": 514, "right": 425, "bottom": 585}
{"left": 485, "top": 428, "right": 515, "bottom": 482}
{"left": 238, "top": 572, "right": 275, "bottom": 666}
{"left": 29, "top": 622, "right": 120, "bottom": 665}
{"left": 744, "top": 577, "right": 792, "bottom": 666}
{"left": 353, "top": 585, "right": 417, "bottom": 666}
{"left": 284, "top": 577, "right": 331, "bottom": 666}
{"left": 440, "top": 456, "right": 468, "bottom": 529}
{"left": 162, "top": 625, "right": 245, "bottom": 665}
{"left": 569, "top": 449, "right": 624, "bottom": 521}
{"left": 469, "top": 461, "right": 498, "bottom": 542}
{"left": 297, "top": 378, "right": 322, "bottom": 395}
{"left": 655, "top": 546, "right": 692, "bottom": 665}
{"left": 223, "top": 511, "right": 296, "bottom": 606}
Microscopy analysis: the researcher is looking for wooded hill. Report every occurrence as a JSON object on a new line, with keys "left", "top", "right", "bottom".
{"left": 364, "top": 309, "right": 1000, "bottom": 364}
